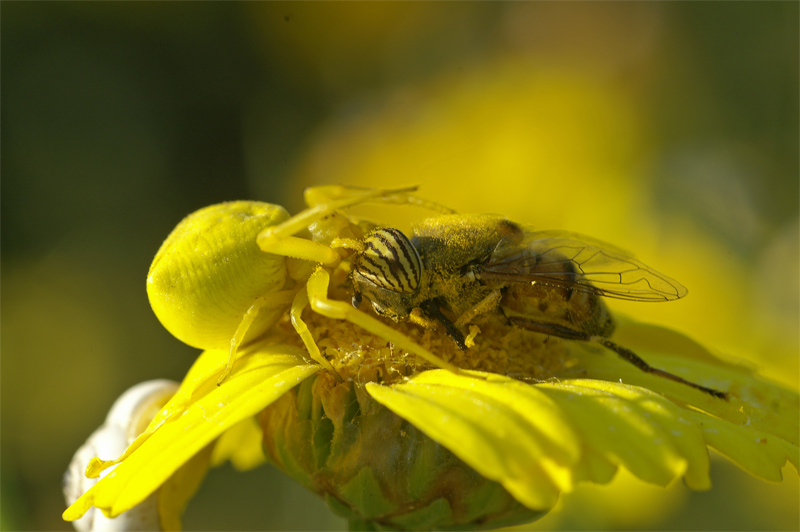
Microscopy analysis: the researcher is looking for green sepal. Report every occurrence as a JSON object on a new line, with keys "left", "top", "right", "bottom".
{"left": 260, "top": 374, "right": 545, "bottom": 530}
{"left": 339, "top": 467, "right": 397, "bottom": 520}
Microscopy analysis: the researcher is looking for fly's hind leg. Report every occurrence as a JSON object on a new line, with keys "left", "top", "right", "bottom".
{"left": 589, "top": 336, "right": 727, "bottom": 399}
{"left": 508, "top": 317, "right": 728, "bottom": 399}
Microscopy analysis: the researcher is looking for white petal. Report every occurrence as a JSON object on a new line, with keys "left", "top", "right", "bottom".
{"left": 64, "top": 380, "right": 178, "bottom": 531}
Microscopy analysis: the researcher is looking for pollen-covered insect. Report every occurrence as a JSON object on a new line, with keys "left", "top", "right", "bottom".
{"left": 349, "top": 213, "right": 727, "bottom": 399}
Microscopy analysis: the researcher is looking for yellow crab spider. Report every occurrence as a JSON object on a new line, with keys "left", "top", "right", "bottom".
{"left": 146, "top": 185, "right": 461, "bottom": 384}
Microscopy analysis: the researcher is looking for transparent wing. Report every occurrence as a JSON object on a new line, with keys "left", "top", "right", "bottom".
{"left": 480, "top": 230, "right": 688, "bottom": 302}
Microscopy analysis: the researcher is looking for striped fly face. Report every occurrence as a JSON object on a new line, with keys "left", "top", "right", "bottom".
{"left": 351, "top": 228, "right": 423, "bottom": 320}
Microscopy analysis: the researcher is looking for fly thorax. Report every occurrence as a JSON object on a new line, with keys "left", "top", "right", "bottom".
{"left": 351, "top": 227, "right": 423, "bottom": 320}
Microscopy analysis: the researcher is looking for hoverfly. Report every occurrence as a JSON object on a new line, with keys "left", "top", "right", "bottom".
{"left": 350, "top": 213, "right": 727, "bottom": 399}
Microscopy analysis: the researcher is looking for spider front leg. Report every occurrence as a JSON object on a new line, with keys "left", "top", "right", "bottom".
{"left": 304, "top": 185, "right": 456, "bottom": 213}
{"left": 305, "top": 267, "right": 463, "bottom": 375}
{"left": 256, "top": 185, "right": 455, "bottom": 264}
{"left": 258, "top": 186, "right": 417, "bottom": 263}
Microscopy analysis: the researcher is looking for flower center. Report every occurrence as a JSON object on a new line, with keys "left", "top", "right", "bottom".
{"left": 273, "top": 270, "right": 573, "bottom": 384}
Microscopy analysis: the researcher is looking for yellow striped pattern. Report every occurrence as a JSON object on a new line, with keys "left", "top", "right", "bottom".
{"left": 355, "top": 228, "right": 422, "bottom": 294}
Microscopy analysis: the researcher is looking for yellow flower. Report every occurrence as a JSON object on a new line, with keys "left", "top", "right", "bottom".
{"left": 63, "top": 311, "right": 797, "bottom": 530}
{"left": 63, "top": 189, "right": 798, "bottom": 531}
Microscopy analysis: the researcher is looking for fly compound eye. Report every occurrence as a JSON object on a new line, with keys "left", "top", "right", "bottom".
{"left": 355, "top": 228, "right": 422, "bottom": 294}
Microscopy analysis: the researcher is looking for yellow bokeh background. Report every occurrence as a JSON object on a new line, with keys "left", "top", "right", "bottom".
{"left": 3, "top": 2, "right": 797, "bottom": 530}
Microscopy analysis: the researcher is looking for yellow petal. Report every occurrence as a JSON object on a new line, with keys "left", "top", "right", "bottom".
{"left": 538, "top": 379, "right": 711, "bottom": 490}
{"left": 367, "top": 370, "right": 582, "bottom": 510}
{"left": 210, "top": 416, "right": 266, "bottom": 471}
{"left": 410, "top": 370, "right": 582, "bottom": 473}
{"left": 157, "top": 444, "right": 214, "bottom": 532}
{"left": 685, "top": 409, "right": 799, "bottom": 482}
{"left": 569, "top": 339, "right": 799, "bottom": 447}
{"left": 63, "top": 343, "right": 318, "bottom": 521}
{"left": 572, "top": 446, "right": 618, "bottom": 485}
{"left": 82, "top": 345, "right": 252, "bottom": 479}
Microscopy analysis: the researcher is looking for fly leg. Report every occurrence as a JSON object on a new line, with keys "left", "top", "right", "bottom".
{"left": 419, "top": 299, "right": 467, "bottom": 350}
{"left": 508, "top": 317, "right": 728, "bottom": 399}
{"left": 417, "top": 289, "right": 504, "bottom": 350}
{"left": 454, "top": 289, "right": 503, "bottom": 328}
{"left": 591, "top": 337, "right": 727, "bottom": 399}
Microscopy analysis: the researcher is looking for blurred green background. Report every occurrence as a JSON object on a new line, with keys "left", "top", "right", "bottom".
{"left": 2, "top": 3, "right": 797, "bottom": 531}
